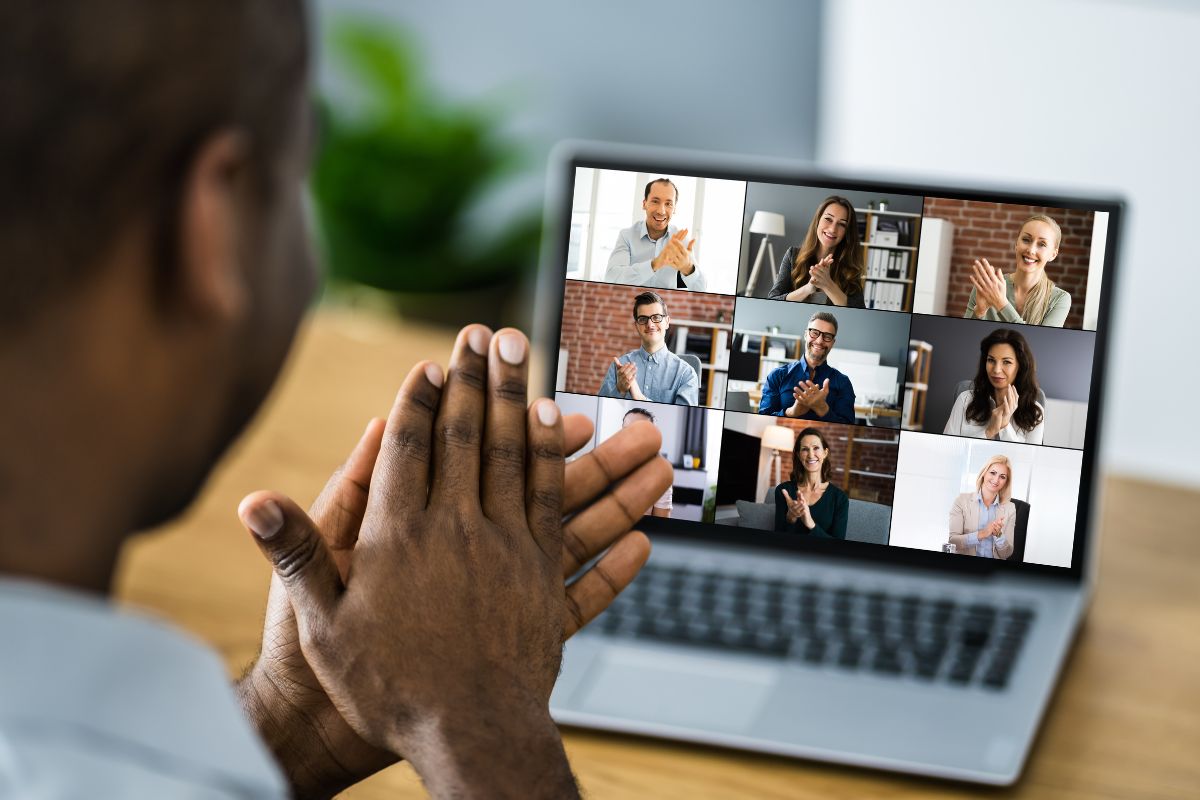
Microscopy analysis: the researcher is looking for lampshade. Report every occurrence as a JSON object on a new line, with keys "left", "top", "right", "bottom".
{"left": 749, "top": 210, "right": 785, "bottom": 237}
{"left": 761, "top": 424, "right": 795, "bottom": 452}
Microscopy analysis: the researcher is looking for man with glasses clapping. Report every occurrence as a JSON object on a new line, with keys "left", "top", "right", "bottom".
{"left": 598, "top": 291, "right": 699, "bottom": 405}
{"left": 757, "top": 312, "right": 856, "bottom": 422}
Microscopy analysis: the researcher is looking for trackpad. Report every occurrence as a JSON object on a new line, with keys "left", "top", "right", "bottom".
{"left": 576, "top": 647, "right": 775, "bottom": 733}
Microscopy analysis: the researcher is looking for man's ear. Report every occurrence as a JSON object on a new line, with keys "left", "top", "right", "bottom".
{"left": 175, "top": 130, "right": 252, "bottom": 322}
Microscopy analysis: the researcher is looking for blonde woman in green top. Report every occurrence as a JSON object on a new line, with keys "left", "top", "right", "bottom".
{"left": 964, "top": 214, "right": 1072, "bottom": 327}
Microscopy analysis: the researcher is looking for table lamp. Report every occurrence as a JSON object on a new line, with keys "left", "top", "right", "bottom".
{"left": 743, "top": 210, "right": 786, "bottom": 296}
{"left": 761, "top": 424, "right": 796, "bottom": 500}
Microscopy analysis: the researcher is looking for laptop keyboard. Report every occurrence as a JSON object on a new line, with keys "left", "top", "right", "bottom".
{"left": 591, "top": 564, "right": 1035, "bottom": 690}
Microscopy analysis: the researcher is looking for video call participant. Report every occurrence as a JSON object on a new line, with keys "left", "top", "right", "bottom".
{"left": 605, "top": 178, "right": 707, "bottom": 291}
{"left": 768, "top": 195, "right": 866, "bottom": 307}
{"left": 599, "top": 291, "right": 699, "bottom": 406}
{"left": 623, "top": 407, "right": 673, "bottom": 518}
{"left": 947, "top": 455, "right": 1016, "bottom": 559}
{"left": 773, "top": 427, "right": 848, "bottom": 539}
{"left": 964, "top": 214, "right": 1072, "bottom": 327}
{"left": 944, "top": 328, "right": 1045, "bottom": 444}
{"left": 757, "top": 312, "right": 855, "bottom": 423}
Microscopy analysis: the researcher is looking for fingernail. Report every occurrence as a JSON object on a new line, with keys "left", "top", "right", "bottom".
{"left": 498, "top": 333, "right": 526, "bottom": 365}
{"left": 468, "top": 327, "right": 490, "bottom": 356}
{"left": 425, "top": 363, "right": 444, "bottom": 388}
{"left": 537, "top": 400, "right": 559, "bottom": 426}
{"left": 246, "top": 500, "right": 284, "bottom": 540}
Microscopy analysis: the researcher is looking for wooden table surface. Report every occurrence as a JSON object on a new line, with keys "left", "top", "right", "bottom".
{"left": 114, "top": 307, "right": 1200, "bottom": 799}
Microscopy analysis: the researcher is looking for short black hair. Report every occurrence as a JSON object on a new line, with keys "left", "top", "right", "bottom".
{"left": 623, "top": 407, "right": 656, "bottom": 424}
{"left": 643, "top": 178, "right": 678, "bottom": 202}
{"left": 0, "top": 0, "right": 308, "bottom": 328}
{"left": 808, "top": 311, "right": 838, "bottom": 335}
{"left": 632, "top": 290, "right": 667, "bottom": 319}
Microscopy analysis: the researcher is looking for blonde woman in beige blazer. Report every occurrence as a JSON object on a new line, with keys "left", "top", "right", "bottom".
{"left": 948, "top": 455, "right": 1016, "bottom": 559}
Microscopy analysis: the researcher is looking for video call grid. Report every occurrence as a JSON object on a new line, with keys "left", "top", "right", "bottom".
{"left": 555, "top": 169, "right": 1110, "bottom": 569}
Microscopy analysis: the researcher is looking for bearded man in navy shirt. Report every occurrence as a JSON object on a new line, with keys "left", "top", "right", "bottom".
{"left": 758, "top": 311, "right": 856, "bottom": 423}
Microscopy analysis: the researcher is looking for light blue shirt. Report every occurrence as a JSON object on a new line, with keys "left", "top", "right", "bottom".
{"left": 598, "top": 345, "right": 699, "bottom": 406}
{"left": 974, "top": 491, "right": 1007, "bottom": 559}
{"left": 605, "top": 221, "right": 707, "bottom": 291}
{"left": 0, "top": 578, "right": 287, "bottom": 799}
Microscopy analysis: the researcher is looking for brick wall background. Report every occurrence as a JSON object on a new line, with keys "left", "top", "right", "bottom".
{"left": 560, "top": 280, "right": 734, "bottom": 398}
{"left": 922, "top": 198, "right": 1093, "bottom": 330}
{"left": 770, "top": 418, "right": 898, "bottom": 506}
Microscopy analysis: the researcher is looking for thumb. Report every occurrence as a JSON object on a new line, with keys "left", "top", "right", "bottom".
{"left": 240, "top": 491, "right": 342, "bottom": 621}
{"left": 687, "top": 238, "right": 695, "bottom": 252}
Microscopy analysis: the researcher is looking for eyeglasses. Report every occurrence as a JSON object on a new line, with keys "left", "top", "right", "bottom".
{"left": 807, "top": 328, "right": 836, "bottom": 343}
{"left": 635, "top": 314, "right": 667, "bottom": 326}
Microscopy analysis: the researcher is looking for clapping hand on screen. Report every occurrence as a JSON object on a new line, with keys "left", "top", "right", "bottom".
{"left": 970, "top": 258, "right": 1008, "bottom": 317}
{"left": 978, "top": 515, "right": 1006, "bottom": 540}
{"left": 652, "top": 228, "right": 696, "bottom": 274}
{"left": 612, "top": 357, "right": 643, "bottom": 400}
{"left": 986, "top": 385, "right": 1019, "bottom": 439}
{"left": 786, "top": 379, "right": 829, "bottom": 418}
{"left": 808, "top": 254, "right": 835, "bottom": 292}
{"left": 781, "top": 488, "right": 809, "bottom": 527}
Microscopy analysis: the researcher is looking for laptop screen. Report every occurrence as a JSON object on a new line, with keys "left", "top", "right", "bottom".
{"left": 539, "top": 148, "right": 1118, "bottom": 578}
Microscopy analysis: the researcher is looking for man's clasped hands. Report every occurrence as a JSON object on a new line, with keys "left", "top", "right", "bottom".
{"left": 236, "top": 324, "right": 672, "bottom": 798}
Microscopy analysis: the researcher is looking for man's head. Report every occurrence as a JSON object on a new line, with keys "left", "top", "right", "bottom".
{"left": 622, "top": 407, "right": 656, "bottom": 429}
{"left": 642, "top": 178, "right": 678, "bottom": 239}
{"left": 631, "top": 291, "right": 669, "bottom": 352}
{"left": 1, "top": 1, "right": 315, "bottom": 581}
{"left": 804, "top": 311, "right": 838, "bottom": 366}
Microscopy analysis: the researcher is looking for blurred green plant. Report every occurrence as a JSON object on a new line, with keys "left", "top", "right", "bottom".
{"left": 312, "top": 21, "right": 540, "bottom": 296}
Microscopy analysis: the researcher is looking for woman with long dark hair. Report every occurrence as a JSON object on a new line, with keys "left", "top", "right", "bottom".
{"left": 944, "top": 328, "right": 1045, "bottom": 444}
{"left": 964, "top": 214, "right": 1071, "bottom": 327}
{"left": 773, "top": 427, "right": 848, "bottom": 538}
{"left": 767, "top": 196, "right": 865, "bottom": 307}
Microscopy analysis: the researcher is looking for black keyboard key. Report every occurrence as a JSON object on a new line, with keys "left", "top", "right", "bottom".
{"left": 838, "top": 642, "right": 863, "bottom": 669}
{"left": 871, "top": 648, "right": 904, "bottom": 675}
{"left": 802, "top": 638, "right": 827, "bottom": 664}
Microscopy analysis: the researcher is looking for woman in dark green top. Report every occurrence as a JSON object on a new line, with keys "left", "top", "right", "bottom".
{"left": 773, "top": 426, "right": 849, "bottom": 539}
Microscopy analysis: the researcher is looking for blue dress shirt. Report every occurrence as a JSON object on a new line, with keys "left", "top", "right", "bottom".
{"left": 605, "top": 221, "right": 707, "bottom": 290}
{"left": 598, "top": 345, "right": 699, "bottom": 406}
{"left": 974, "top": 491, "right": 1007, "bottom": 559}
{"left": 758, "top": 356, "right": 856, "bottom": 423}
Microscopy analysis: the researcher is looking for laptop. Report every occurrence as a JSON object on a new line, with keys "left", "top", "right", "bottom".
{"left": 533, "top": 141, "right": 1120, "bottom": 786}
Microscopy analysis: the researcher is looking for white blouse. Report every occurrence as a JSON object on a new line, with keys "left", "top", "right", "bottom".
{"left": 944, "top": 390, "right": 1045, "bottom": 444}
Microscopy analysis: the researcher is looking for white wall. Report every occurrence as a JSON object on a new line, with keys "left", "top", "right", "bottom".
{"left": 818, "top": 0, "right": 1200, "bottom": 488}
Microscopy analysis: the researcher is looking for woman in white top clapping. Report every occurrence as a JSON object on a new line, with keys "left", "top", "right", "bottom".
{"left": 944, "top": 328, "right": 1045, "bottom": 444}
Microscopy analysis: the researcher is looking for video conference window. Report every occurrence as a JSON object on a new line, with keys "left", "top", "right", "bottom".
{"left": 551, "top": 163, "right": 1110, "bottom": 571}
{"left": 903, "top": 316, "right": 1094, "bottom": 449}
{"left": 565, "top": 167, "right": 746, "bottom": 296}
{"left": 557, "top": 281, "right": 734, "bottom": 409}
{"left": 911, "top": 198, "right": 1108, "bottom": 331}
{"left": 890, "top": 432, "right": 1082, "bottom": 568}
{"left": 738, "top": 183, "right": 924, "bottom": 312}
{"left": 714, "top": 416, "right": 897, "bottom": 546}
{"left": 727, "top": 298, "right": 910, "bottom": 424}
{"left": 554, "top": 393, "right": 724, "bottom": 523}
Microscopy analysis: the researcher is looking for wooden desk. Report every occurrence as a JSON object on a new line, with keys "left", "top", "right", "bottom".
{"left": 114, "top": 308, "right": 1200, "bottom": 799}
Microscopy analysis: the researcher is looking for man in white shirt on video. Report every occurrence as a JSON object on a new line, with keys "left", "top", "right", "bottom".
{"left": 605, "top": 178, "right": 708, "bottom": 291}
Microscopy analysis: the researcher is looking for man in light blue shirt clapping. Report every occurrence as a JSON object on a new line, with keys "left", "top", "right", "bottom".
{"left": 605, "top": 178, "right": 708, "bottom": 291}
{"left": 599, "top": 291, "right": 700, "bottom": 406}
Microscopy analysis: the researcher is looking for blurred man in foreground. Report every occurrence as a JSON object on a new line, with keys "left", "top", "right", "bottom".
{"left": 0, "top": 2, "right": 668, "bottom": 797}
